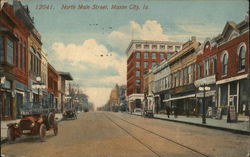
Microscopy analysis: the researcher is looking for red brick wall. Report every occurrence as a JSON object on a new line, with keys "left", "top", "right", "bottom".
{"left": 216, "top": 32, "right": 249, "bottom": 81}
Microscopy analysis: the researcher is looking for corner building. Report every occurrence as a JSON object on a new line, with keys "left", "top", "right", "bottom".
{"left": 125, "top": 40, "right": 183, "bottom": 112}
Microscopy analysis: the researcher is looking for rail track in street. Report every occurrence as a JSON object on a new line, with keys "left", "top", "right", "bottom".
{"left": 103, "top": 112, "right": 210, "bottom": 157}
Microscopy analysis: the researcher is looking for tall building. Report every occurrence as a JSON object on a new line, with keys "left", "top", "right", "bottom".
{"left": 125, "top": 40, "right": 183, "bottom": 112}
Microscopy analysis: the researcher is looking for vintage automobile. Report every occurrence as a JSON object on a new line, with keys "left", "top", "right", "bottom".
{"left": 7, "top": 109, "right": 58, "bottom": 142}
{"left": 63, "top": 109, "right": 77, "bottom": 120}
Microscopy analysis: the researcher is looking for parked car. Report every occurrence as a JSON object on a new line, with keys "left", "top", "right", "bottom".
{"left": 63, "top": 109, "right": 77, "bottom": 120}
{"left": 7, "top": 109, "right": 58, "bottom": 143}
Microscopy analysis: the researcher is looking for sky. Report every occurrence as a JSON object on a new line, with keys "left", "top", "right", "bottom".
{"left": 15, "top": 0, "right": 249, "bottom": 109}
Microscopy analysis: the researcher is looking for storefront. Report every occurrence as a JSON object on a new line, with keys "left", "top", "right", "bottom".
{"left": 217, "top": 75, "right": 249, "bottom": 118}
{"left": 0, "top": 78, "right": 15, "bottom": 120}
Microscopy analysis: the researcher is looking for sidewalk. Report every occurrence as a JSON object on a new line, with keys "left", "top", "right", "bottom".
{"left": 131, "top": 112, "right": 250, "bottom": 135}
{"left": 1, "top": 113, "right": 63, "bottom": 144}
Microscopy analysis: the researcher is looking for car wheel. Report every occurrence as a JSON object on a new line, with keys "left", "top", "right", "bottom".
{"left": 39, "top": 124, "right": 46, "bottom": 142}
{"left": 53, "top": 122, "right": 58, "bottom": 136}
{"left": 7, "top": 127, "right": 16, "bottom": 143}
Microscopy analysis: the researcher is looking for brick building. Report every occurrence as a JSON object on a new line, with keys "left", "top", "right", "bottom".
{"left": 214, "top": 19, "right": 249, "bottom": 118}
{"left": 194, "top": 38, "right": 218, "bottom": 115}
{"left": 47, "top": 63, "right": 58, "bottom": 110}
{"left": 126, "top": 40, "right": 182, "bottom": 112}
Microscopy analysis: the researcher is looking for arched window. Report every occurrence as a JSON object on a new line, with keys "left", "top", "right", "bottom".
{"left": 222, "top": 53, "right": 228, "bottom": 75}
{"left": 238, "top": 46, "right": 246, "bottom": 71}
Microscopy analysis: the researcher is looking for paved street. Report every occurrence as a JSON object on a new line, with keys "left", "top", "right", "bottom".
{"left": 1, "top": 112, "right": 250, "bottom": 157}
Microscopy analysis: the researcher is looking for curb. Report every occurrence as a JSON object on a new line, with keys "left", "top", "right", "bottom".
{"left": 129, "top": 113, "right": 250, "bottom": 135}
{"left": 1, "top": 118, "right": 63, "bottom": 145}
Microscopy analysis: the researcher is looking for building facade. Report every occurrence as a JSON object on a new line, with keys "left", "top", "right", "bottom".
{"left": 163, "top": 37, "right": 200, "bottom": 115}
{"left": 126, "top": 40, "right": 182, "bottom": 112}
{"left": 143, "top": 69, "right": 154, "bottom": 112}
{"left": 58, "top": 71, "right": 73, "bottom": 113}
{"left": 47, "top": 63, "right": 58, "bottom": 110}
{"left": 214, "top": 19, "right": 249, "bottom": 118}
{"left": 194, "top": 39, "right": 217, "bottom": 115}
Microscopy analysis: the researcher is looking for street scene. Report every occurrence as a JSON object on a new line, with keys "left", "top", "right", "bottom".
{"left": 0, "top": 0, "right": 250, "bottom": 157}
{"left": 2, "top": 112, "right": 250, "bottom": 157}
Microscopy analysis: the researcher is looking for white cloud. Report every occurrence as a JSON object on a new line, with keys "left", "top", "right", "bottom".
{"left": 106, "top": 20, "right": 169, "bottom": 52}
{"left": 50, "top": 39, "right": 126, "bottom": 108}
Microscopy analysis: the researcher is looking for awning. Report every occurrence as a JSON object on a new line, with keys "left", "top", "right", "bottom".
{"left": 163, "top": 94, "right": 195, "bottom": 102}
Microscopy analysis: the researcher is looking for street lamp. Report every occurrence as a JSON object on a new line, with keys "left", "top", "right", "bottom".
{"left": 32, "top": 76, "right": 45, "bottom": 107}
{"left": 199, "top": 84, "right": 211, "bottom": 124}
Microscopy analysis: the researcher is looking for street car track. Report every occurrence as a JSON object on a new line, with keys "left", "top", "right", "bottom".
{"left": 103, "top": 113, "right": 162, "bottom": 157}
{"left": 104, "top": 112, "right": 209, "bottom": 157}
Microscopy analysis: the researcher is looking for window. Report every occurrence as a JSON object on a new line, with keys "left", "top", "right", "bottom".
{"left": 183, "top": 68, "right": 188, "bottom": 85}
{"left": 152, "top": 62, "right": 156, "bottom": 67}
{"left": 20, "top": 42, "right": 23, "bottom": 70}
{"left": 222, "top": 53, "right": 228, "bottom": 75}
{"left": 136, "top": 88, "right": 140, "bottom": 93}
{"left": 160, "top": 53, "right": 165, "bottom": 59}
{"left": 152, "top": 45, "right": 157, "bottom": 49}
{"left": 179, "top": 70, "right": 183, "bottom": 86}
{"left": 175, "top": 46, "right": 181, "bottom": 51}
{"left": 212, "top": 57, "right": 216, "bottom": 75}
{"left": 16, "top": 41, "right": 19, "bottom": 66}
{"left": 144, "top": 61, "right": 148, "bottom": 68}
{"left": 136, "top": 80, "right": 141, "bottom": 86}
{"left": 193, "top": 64, "right": 196, "bottom": 81}
{"left": 160, "top": 45, "right": 165, "bottom": 50}
{"left": 136, "top": 44, "right": 141, "bottom": 49}
{"left": 136, "top": 61, "right": 140, "bottom": 68}
{"left": 7, "top": 38, "right": 14, "bottom": 65}
{"left": 198, "top": 64, "right": 202, "bottom": 79}
{"left": 152, "top": 52, "right": 156, "bottom": 59}
{"left": 136, "top": 51, "right": 140, "bottom": 58}
{"left": 204, "top": 59, "right": 209, "bottom": 77}
{"left": 136, "top": 70, "right": 140, "bottom": 77}
{"left": 144, "top": 52, "right": 148, "bottom": 59}
{"left": 176, "top": 71, "right": 179, "bottom": 87}
{"left": 239, "top": 46, "right": 246, "bottom": 71}
{"left": 0, "top": 36, "right": 3, "bottom": 62}
{"left": 168, "top": 46, "right": 173, "bottom": 51}
{"left": 188, "top": 65, "right": 192, "bottom": 83}
{"left": 24, "top": 43, "right": 27, "bottom": 72}
{"left": 144, "top": 44, "right": 149, "bottom": 49}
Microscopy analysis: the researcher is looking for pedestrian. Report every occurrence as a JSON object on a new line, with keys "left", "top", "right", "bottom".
{"left": 166, "top": 106, "right": 170, "bottom": 118}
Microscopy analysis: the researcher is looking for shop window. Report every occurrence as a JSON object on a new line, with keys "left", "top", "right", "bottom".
{"left": 7, "top": 38, "right": 14, "bottom": 65}
{"left": 238, "top": 46, "right": 246, "bottom": 71}
{"left": 0, "top": 36, "right": 3, "bottom": 63}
